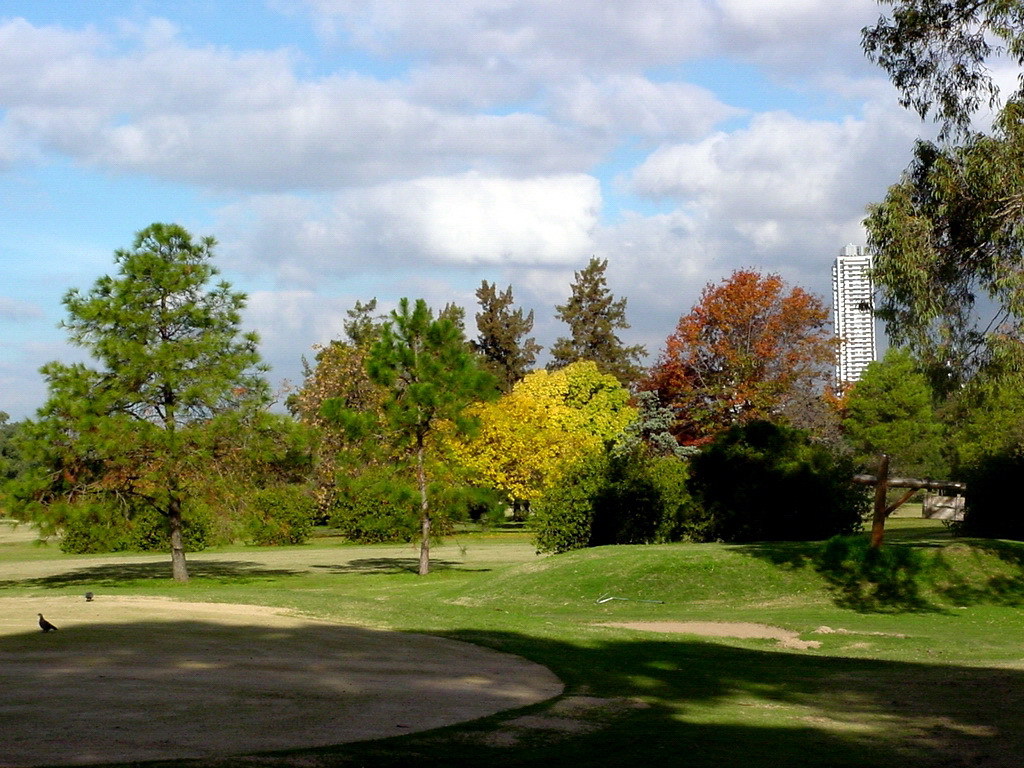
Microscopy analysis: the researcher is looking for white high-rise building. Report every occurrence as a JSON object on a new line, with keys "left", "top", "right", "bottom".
{"left": 832, "top": 245, "right": 876, "bottom": 384}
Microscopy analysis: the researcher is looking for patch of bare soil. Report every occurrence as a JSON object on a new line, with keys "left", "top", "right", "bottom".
{"left": 0, "top": 596, "right": 563, "bottom": 767}
{"left": 598, "top": 621, "right": 822, "bottom": 650}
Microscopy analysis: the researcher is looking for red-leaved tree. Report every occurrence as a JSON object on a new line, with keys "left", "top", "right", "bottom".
{"left": 644, "top": 270, "right": 838, "bottom": 446}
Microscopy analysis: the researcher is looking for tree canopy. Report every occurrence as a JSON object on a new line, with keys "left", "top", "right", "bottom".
{"left": 448, "top": 361, "right": 636, "bottom": 506}
{"left": 548, "top": 257, "right": 646, "bottom": 386}
{"left": 644, "top": 270, "right": 837, "bottom": 446}
{"left": 863, "top": 0, "right": 1024, "bottom": 139}
{"left": 843, "top": 347, "right": 948, "bottom": 479}
{"left": 865, "top": 102, "right": 1024, "bottom": 392}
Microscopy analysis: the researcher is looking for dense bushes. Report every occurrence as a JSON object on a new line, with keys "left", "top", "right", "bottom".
{"left": 532, "top": 420, "right": 867, "bottom": 553}
{"left": 686, "top": 421, "right": 866, "bottom": 543}
{"left": 59, "top": 499, "right": 212, "bottom": 554}
{"left": 58, "top": 484, "right": 317, "bottom": 553}
{"left": 244, "top": 486, "right": 315, "bottom": 546}
{"left": 329, "top": 467, "right": 420, "bottom": 543}
{"left": 532, "top": 448, "right": 694, "bottom": 553}
{"left": 960, "top": 452, "right": 1024, "bottom": 540}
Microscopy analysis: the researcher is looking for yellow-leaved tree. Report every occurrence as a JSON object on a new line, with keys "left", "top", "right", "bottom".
{"left": 448, "top": 361, "right": 636, "bottom": 509}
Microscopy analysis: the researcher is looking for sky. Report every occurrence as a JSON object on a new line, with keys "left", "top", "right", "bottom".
{"left": 0, "top": 0, "right": 938, "bottom": 420}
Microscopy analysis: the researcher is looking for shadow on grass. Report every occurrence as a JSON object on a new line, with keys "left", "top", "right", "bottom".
{"left": 311, "top": 558, "right": 489, "bottom": 575}
{"left": 0, "top": 560, "right": 301, "bottom": 589}
{"left": 738, "top": 534, "right": 1024, "bottom": 613}
{"left": 10, "top": 621, "right": 1021, "bottom": 768}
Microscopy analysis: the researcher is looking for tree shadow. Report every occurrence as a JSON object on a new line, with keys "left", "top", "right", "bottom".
{"left": 311, "top": 558, "right": 489, "bottom": 574}
{"left": 925, "top": 539, "right": 1024, "bottom": 607}
{"left": 26, "top": 622, "right": 1020, "bottom": 768}
{"left": 735, "top": 538, "right": 936, "bottom": 612}
{"left": 737, "top": 535, "right": 1024, "bottom": 613}
{"left": 0, "top": 560, "right": 301, "bottom": 589}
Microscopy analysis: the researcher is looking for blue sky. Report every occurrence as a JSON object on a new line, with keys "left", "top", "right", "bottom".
{"left": 1, "top": 1, "right": 927, "bottom": 419}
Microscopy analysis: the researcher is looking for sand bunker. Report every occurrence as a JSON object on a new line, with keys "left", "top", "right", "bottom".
{"left": 599, "top": 621, "right": 822, "bottom": 650}
{"left": 0, "top": 596, "right": 562, "bottom": 767}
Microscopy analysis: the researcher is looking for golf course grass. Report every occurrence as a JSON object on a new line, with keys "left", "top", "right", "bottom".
{"left": 1, "top": 513, "right": 1022, "bottom": 767}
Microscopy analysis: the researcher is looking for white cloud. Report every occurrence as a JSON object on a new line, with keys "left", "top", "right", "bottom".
{"left": 552, "top": 76, "right": 745, "bottom": 142}
{"left": 219, "top": 173, "right": 600, "bottom": 283}
{"left": 294, "top": 0, "right": 716, "bottom": 68}
{"left": 294, "top": 0, "right": 881, "bottom": 83}
{"left": 356, "top": 172, "right": 600, "bottom": 264}
{"left": 0, "top": 18, "right": 598, "bottom": 190}
{"left": 631, "top": 105, "right": 920, "bottom": 228}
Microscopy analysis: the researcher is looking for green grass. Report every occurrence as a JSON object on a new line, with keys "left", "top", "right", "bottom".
{"left": 2, "top": 517, "right": 1024, "bottom": 767}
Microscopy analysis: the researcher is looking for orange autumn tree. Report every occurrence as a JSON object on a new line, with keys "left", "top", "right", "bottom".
{"left": 644, "top": 270, "right": 838, "bottom": 446}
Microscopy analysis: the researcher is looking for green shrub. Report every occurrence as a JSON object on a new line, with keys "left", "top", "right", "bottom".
{"left": 648, "top": 455, "right": 700, "bottom": 542}
{"left": 687, "top": 420, "right": 866, "bottom": 543}
{"left": 532, "top": 452, "right": 607, "bottom": 554}
{"left": 244, "top": 485, "right": 315, "bottom": 546}
{"left": 329, "top": 468, "right": 419, "bottom": 543}
{"left": 960, "top": 451, "right": 1024, "bottom": 540}
{"left": 532, "top": 449, "right": 695, "bottom": 554}
{"left": 59, "top": 498, "right": 211, "bottom": 554}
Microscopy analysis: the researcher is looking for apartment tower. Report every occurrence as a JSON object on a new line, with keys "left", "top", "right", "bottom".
{"left": 832, "top": 244, "right": 876, "bottom": 384}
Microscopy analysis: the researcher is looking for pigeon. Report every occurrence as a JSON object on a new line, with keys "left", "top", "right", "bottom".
{"left": 84, "top": 592, "right": 94, "bottom": 602}
{"left": 38, "top": 614, "right": 58, "bottom": 632}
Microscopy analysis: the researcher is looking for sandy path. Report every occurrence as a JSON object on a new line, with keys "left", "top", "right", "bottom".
{"left": 599, "top": 621, "right": 822, "bottom": 649}
{"left": 0, "top": 596, "right": 563, "bottom": 767}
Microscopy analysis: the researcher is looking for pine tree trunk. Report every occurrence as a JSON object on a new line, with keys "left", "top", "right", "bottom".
{"left": 168, "top": 494, "right": 190, "bottom": 582}
{"left": 417, "top": 443, "right": 430, "bottom": 575}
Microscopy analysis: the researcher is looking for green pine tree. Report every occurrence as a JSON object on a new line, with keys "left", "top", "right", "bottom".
{"left": 15, "top": 223, "right": 268, "bottom": 581}
{"left": 324, "top": 298, "right": 497, "bottom": 574}
{"left": 472, "top": 281, "right": 542, "bottom": 392}
{"left": 548, "top": 257, "right": 646, "bottom": 385}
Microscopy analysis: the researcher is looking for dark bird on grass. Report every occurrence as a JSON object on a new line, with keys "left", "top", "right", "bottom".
{"left": 85, "top": 592, "right": 94, "bottom": 602}
{"left": 38, "top": 614, "right": 58, "bottom": 632}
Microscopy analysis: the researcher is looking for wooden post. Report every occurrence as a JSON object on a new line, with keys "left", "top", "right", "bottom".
{"left": 869, "top": 454, "right": 890, "bottom": 550}
{"left": 852, "top": 461, "right": 966, "bottom": 550}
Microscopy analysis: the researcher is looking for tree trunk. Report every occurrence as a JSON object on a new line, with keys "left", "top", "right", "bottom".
{"left": 168, "top": 494, "right": 190, "bottom": 582}
{"left": 869, "top": 454, "right": 890, "bottom": 550}
{"left": 417, "top": 443, "right": 430, "bottom": 575}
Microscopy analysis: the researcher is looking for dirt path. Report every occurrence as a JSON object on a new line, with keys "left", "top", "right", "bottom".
{"left": 599, "top": 621, "right": 823, "bottom": 649}
{"left": 0, "top": 596, "right": 563, "bottom": 766}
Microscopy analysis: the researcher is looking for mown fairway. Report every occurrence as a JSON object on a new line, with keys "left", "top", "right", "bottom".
{"left": 1, "top": 515, "right": 1023, "bottom": 767}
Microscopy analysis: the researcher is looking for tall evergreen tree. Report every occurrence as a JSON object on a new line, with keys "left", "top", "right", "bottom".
{"left": 13, "top": 223, "right": 268, "bottom": 581}
{"left": 472, "top": 281, "right": 541, "bottom": 392}
{"left": 324, "top": 298, "right": 497, "bottom": 574}
{"left": 548, "top": 257, "right": 646, "bottom": 386}
{"left": 342, "top": 298, "right": 385, "bottom": 347}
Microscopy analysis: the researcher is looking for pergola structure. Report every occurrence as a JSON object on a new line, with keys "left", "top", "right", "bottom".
{"left": 853, "top": 454, "right": 967, "bottom": 549}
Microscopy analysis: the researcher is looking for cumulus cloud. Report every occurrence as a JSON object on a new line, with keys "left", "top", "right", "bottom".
{"left": 551, "top": 76, "right": 745, "bottom": 142}
{"left": 630, "top": 104, "right": 920, "bottom": 245}
{"left": 218, "top": 173, "right": 600, "bottom": 283}
{"left": 0, "top": 2, "right": 938, "bottom": 419}
{"left": 293, "top": 0, "right": 717, "bottom": 69}
{"left": 0, "top": 18, "right": 598, "bottom": 190}
{"left": 294, "top": 0, "right": 880, "bottom": 82}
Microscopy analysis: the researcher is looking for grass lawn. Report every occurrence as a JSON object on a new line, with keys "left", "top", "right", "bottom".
{"left": 1, "top": 513, "right": 1023, "bottom": 767}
